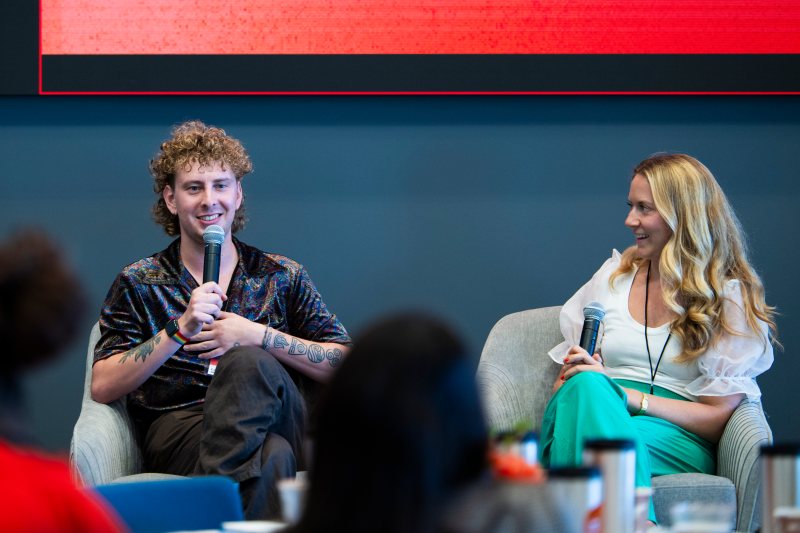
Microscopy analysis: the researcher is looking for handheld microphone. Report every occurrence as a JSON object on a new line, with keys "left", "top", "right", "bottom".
{"left": 579, "top": 302, "right": 606, "bottom": 356}
{"left": 202, "top": 225, "right": 224, "bottom": 284}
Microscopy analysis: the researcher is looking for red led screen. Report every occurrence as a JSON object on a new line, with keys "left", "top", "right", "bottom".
{"left": 41, "top": 0, "right": 800, "bottom": 55}
{"left": 38, "top": 1, "right": 800, "bottom": 93}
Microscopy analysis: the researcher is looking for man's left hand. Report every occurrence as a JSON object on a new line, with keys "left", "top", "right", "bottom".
{"left": 182, "top": 311, "right": 260, "bottom": 359}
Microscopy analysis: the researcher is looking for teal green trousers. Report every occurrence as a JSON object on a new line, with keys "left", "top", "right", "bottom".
{"left": 540, "top": 372, "right": 716, "bottom": 522}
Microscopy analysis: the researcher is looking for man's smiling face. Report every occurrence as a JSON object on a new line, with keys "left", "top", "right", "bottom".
{"left": 163, "top": 160, "right": 242, "bottom": 246}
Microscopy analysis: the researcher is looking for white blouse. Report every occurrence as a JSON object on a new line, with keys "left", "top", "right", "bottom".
{"left": 548, "top": 250, "right": 774, "bottom": 401}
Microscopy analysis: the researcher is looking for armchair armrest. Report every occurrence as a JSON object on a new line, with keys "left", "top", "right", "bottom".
{"left": 477, "top": 362, "right": 528, "bottom": 432}
{"left": 70, "top": 397, "right": 143, "bottom": 486}
{"left": 716, "top": 399, "right": 772, "bottom": 533}
{"left": 477, "top": 307, "right": 563, "bottom": 432}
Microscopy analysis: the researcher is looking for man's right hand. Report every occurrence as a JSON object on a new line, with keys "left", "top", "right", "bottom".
{"left": 178, "top": 282, "right": 228, "bottom": 338}
{"left": 91, "top": 282, "right": 228, "bottom": 404}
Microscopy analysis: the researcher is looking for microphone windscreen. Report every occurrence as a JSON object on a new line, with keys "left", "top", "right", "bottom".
{"left": 203, "top": 225, "right": 225, "bottom": 245}
{"left": 583, "top": 302, "right": 606, "bottom": 321}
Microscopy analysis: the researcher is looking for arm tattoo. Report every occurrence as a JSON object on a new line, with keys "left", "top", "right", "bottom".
{"left": 273, "top": 333, "right": 289, "bottom": 349}
{"left": 289, "top": 338, "right": 307, "bottom": 355}
{"left": 119, "top": 334, "right": 162, "bottom": 365}
{"left": 326, "top": 348, "right": 343, "bottom": 367}
{"left": 261, "top": 328, "right": 273, "bottom": 351}
{"left": 272, "top": 332, "right": 337, "bottom": 366}
{"left": 307, "top": 344, "right": 325, "bottom": 363}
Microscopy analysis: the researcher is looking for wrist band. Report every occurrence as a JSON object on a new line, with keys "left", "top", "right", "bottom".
{"left": 637, "top": 392, "right": 649, "bottom": 415}
{"left": 165, "top": 319, "right": 190, "bottom": 346}
{"left": 172, "top": 330, "right": 190, "bottom": 345}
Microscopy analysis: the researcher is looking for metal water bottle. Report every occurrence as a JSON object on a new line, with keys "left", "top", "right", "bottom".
{"left": 761, "top": 443, "right": 800, "bottom": 533}
{"left": 548, "top": 466, "right": 603, "bottom": 533}
{"left": 583, "top": 439, "right": 636, "bottom": 533}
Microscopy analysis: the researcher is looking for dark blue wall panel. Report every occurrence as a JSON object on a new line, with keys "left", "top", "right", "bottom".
{"left": 2, "top": 96, "right": 797, "bottom": 450}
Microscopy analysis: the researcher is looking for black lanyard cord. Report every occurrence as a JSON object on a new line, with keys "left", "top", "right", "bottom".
{"left": 644, "top": 260, "right": 671, "bottom": 395}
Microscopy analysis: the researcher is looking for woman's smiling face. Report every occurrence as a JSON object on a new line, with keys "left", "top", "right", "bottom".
{"left": 625, "top": 173, "right": 672, "bottom": 263}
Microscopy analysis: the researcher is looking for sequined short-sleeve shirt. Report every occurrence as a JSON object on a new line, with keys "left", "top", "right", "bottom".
{"left": 95, "top": 237, "right": 351, "bottom": 419}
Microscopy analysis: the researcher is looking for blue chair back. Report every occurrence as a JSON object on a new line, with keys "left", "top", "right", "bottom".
{"left": 93, "top": 476, "right": 244, "bottom": 532}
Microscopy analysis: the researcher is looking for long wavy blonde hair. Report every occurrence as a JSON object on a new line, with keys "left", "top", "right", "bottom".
{"left": 610, "top": 153, "right": 777, "bottom": 363}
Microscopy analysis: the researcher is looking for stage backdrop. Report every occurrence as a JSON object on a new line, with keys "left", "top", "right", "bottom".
{"left": 35, "top": 1, "right": 800, "bottom": 93}
{"left": 1, "top": 95, "right": 798, "bottom": 451}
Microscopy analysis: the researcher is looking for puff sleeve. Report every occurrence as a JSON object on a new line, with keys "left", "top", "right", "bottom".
{"left": 547, "top": 250, "right": 622, "bottom": 364}
{"left": 685, "top": 279, "right": 774, "bottom": 400}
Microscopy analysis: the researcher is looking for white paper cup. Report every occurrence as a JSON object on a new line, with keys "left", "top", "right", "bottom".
{"left": 277, "top": 477, "right": 308, "bottom": 524}
{"left": 221, "top": 520, "right": 286, "bottom": 532}
{"left": 669, "top": 501, "right": 735, "bottom": 533}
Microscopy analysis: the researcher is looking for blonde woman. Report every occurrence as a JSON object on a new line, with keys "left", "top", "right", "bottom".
{"left": 541, "top": 153, "right": 776, "bottom": 523}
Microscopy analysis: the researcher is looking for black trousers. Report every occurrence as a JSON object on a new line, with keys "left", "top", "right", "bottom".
{"left": 142, "top": 346, "right": 307, "bottom": 520}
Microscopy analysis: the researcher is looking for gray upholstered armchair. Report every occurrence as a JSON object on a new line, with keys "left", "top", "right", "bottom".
{"left": 477, "top": 307, "right": 772, "bottom": 532}
{"left": 70, "top": 322, "right": 183, "bottom": 486}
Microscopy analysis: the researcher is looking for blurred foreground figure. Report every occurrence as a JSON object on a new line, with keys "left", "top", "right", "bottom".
{"left": 288, "top": 314, "right": 570, "bottom": 533}
{"left": 0, "top": 229, "right": 124, "bottom": 532}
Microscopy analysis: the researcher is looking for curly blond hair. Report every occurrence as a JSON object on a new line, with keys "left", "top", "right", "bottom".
{"left": 150, "top": 120, "right": 253, "bottom": 236}
{"left": 610, "top": 153, "right": 777, "bottom": 363}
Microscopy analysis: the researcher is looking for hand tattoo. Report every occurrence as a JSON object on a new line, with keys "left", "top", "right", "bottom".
{"left": 119, "top": 334, "right": 162, "bottom": 364}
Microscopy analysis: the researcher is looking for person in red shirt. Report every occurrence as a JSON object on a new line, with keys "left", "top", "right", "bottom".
{"left": 0, "top": 229, "right": 124, "bottom": 532}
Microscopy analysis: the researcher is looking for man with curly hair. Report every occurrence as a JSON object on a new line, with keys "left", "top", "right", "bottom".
{"left": 91, "top": 121, "right": 351, "bottom": 519}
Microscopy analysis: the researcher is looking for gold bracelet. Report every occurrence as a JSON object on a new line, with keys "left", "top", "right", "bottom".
{"left": 637, "top": 392, "right": 649, "bottom": 415}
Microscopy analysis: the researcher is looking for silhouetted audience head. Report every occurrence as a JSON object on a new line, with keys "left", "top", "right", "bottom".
{"left": 0, "top": 229, "right": 86, "bottom": 375}
{"left": 0, "top": 229, "right": 122, "bottom": 532}
{"left": 292, "top": 313, "right": 488, "bottom": 533}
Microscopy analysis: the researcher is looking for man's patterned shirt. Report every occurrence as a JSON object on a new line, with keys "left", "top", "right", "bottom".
{"left": 95, "top": 237, "right": 350, "bottom": 420}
